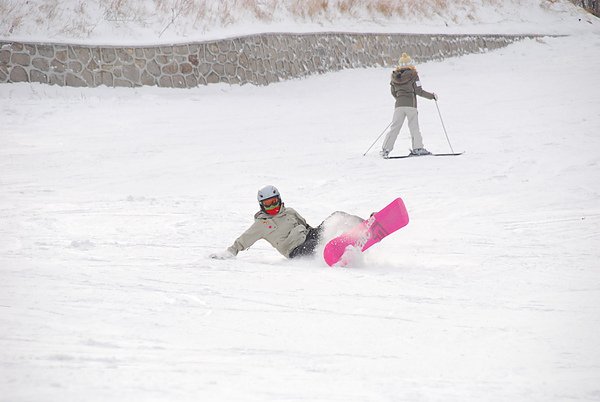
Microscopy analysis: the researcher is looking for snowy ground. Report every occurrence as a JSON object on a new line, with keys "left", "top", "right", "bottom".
{"left": 2, "top": 30, "right": 600, "bottom": 402}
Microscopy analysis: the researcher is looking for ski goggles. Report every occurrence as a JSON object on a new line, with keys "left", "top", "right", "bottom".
{"left": 261, "top": 197, "right": 280, "bottom": 208}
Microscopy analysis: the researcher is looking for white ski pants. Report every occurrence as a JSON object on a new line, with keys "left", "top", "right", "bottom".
{"left": 382, "top": 106, "right": 424, "bottom": 152}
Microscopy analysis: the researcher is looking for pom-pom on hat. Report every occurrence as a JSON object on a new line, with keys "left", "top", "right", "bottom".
{"left": 397, "top": 52, "right": 415, "bottom": 68}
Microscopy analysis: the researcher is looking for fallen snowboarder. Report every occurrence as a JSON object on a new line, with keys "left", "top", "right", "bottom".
{"left": 209, "top": 185, "right": 363, "bottom": 260}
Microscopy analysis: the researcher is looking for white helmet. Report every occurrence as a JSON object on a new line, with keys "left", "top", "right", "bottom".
{"left": 257, "top": 185, "right": 280, "bottom": 202}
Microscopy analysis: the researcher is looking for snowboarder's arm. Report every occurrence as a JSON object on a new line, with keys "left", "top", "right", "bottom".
{"left": 226, "top": 220, "right": 264, "bottom": 256}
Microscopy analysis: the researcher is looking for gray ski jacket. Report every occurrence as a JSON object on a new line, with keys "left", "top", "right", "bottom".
{"left": 390, "top": 67, "right": 435, "bottom": 108}
{"left": 227, "top": 205, "right": 310, "bottom": 258}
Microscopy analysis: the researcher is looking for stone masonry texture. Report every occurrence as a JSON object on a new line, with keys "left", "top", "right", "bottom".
{"left": 0, "top": 33, "right": 538, "bottom": 88}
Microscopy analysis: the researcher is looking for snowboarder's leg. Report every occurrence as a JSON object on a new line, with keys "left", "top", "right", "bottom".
{"left": 319, "top": 211, "right": 364, "bottom": 231}
{"left": 289, "top": 212, "right": 364, "bottom": 259}
{"left": 381, "top": 107, "right": 407, "bottom": 154}
{"left": 289, "top": 227, "right": 322, "bottom": 258}
{"left": 406, "top": 107, "right": 424, "bottom": 149}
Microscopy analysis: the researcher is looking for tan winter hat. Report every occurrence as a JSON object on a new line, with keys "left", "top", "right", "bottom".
{"left": 397, "top": 53, "right": 415, "bottom": 68}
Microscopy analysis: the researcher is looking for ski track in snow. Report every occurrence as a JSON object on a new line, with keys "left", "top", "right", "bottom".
{"left": 1, "top": 33, "right": 600, "bottom": 401}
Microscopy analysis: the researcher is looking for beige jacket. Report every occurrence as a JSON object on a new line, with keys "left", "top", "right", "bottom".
{"left": 227, "top": 205, "right": 310, "bottom": 258}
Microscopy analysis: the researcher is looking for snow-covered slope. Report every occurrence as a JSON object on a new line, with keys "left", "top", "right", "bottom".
{"left": 1, "top": 0, "right": 598, "bottom": 44}
{"left": 2, "top": 29, "right": 600, "bottom": 401}
{"left": 2, "top": 0, "right": 600, "bottom": 400}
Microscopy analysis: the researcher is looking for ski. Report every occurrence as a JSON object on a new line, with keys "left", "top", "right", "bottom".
{"left": 387, "top": 152, "right": 464, "bottom": 159}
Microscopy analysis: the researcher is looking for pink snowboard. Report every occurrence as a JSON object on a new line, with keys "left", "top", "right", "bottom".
{"left": 323, "top": 198, "right": 409, "bottom": 266}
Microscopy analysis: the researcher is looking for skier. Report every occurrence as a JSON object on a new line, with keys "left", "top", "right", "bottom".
{"left": 380, "top": 52, "right": 438, "bottom": 159}
{"left": 209, "top": 185, "right": 363, "bottom": 260}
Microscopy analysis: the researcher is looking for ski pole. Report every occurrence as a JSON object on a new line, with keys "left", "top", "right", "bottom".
{"left": 434, "top": 99, "right": 455, "bottom": 154}
{"left": 363, "top": 121, "right": 392, "bottom": 156}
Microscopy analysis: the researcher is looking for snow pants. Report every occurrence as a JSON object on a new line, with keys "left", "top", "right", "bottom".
{"left": 382, "top": 106, "right": 424, "bottom": 152}
{"left": 289, "top": 211, "right": 363, "bottom": 259}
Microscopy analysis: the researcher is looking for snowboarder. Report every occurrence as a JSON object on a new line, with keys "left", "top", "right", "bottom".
{"left": 380, "top": 53, "right": 438, "bottom": 159}
{"left": 209, "top": 185, "right": 363, "bottom": 260}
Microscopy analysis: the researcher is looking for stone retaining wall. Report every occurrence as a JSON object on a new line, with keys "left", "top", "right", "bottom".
{"left": 0, "top": 33, "right": 537, "bottom": 88}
